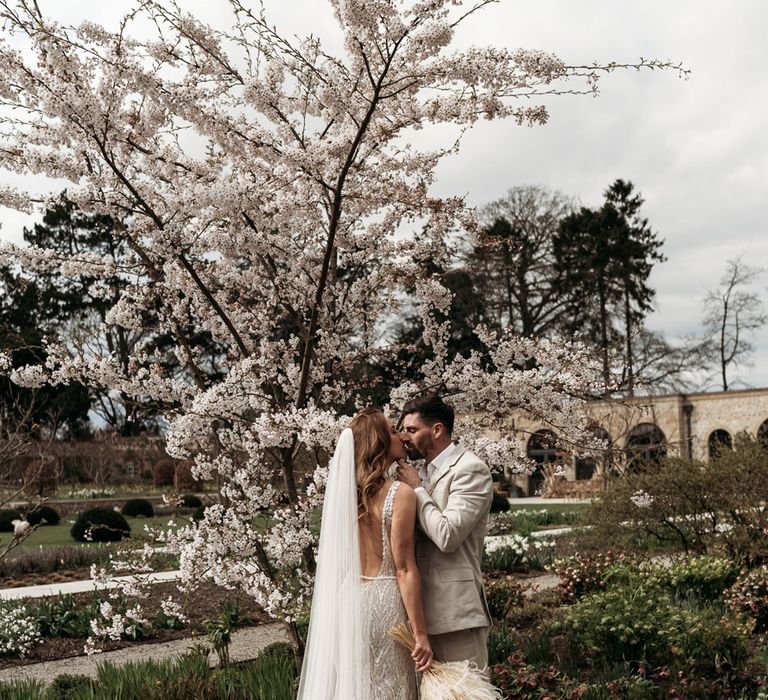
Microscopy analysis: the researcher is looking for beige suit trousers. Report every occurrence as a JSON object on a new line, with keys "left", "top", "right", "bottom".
{"left": 429, "top": 626, "right": 489, "bottom": 670}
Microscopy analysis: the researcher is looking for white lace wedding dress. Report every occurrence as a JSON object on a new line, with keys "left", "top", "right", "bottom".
{"left": 361, "top": 481, "right": 419, "bottom": 699}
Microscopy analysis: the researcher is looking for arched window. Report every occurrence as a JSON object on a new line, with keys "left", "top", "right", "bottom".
{"left": 759, "top": 419, "right": 768, "bottom": 450}
{"left": 526, "top": 429, "right": 558, "bottom": 495}
{"left": 708, "top": 429, "right": 733, "bottom": 459}
{"left": 575, "top": 426, "right": 611, "bottom": 480}
{"left": 626, "top": 423, "right": 666, "bottom": 472}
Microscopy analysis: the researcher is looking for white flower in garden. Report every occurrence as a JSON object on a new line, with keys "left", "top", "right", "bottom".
{"left": 0, "top": 605, "right": 40, "bottom": 657}
{"left": 630, "top": 490, "right": 654, "bottom": 508}
{"left": 11, "top": 519, "right": 30, "bottom": 539}
{"left": 160, "top": 597, "right": 189, "bottom": 624}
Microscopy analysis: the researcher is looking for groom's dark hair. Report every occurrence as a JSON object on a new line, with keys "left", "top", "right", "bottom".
{"left": 402, "top": 394, "right": 454, "bottom": 436}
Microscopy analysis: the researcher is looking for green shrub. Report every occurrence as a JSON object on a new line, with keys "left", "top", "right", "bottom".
{"left": 26, "top": 505, "right": 60, "bottom": 526}
{"left": 121, "top": 498, "right": 154, "bottom": 518}
{"left": 725, "top": 564, "right": 768, "bottom": 632}
{"left": 637, "top": 556, "right": 739, "bottom": 602}
{"left": 554, "top": 552, "right": 632, "bottom": 600}
{"left": 193, "top": 504, "right": 208, "bottom": 521}
{"left": 587, "top": 436, "right": 768, "bottom": 564}
{"left": 0, "top": 545, "right": 112, "bottom": 579}
{"left": 236, "top": 642, "right": 297, "bottom": 700}
{"left": 489, "top": 508, "right": 583, "bottom": 536}
{"left": 487, "top": 622, "right": 517, "bottom": 666}
{"left": 152, "top": 458, "right": 176, "bottom": 487}
{"left": 181, "top": 494, "right": 203, "bottom": 508}
{"left": 70, "top": 508, "right": 131, "bottom": 542}
{"left": 0, "top": 508, "right": 22, "bottom": 532}
{"left": 34, "top": 595, "right": 101, "bottom": 638}
{"left": 0, "top": 677, "right": 47, "bottom": 699}
{"left": 76, "top": 644, "right": 298, "bottom": 699}
{"left": 490, "top": 651, "right": 574, "bottom": 698}
{"left": 44, "top": 673, "right": 96, "bottom": 699}
{"left": 485, "top": 574, "right": 525, "bottom": 620}
{"left": 491, "top": 490, "right": 510, "bottom": 513}
{"left": 562, "top": 585, "right": 751, "bottom": 669}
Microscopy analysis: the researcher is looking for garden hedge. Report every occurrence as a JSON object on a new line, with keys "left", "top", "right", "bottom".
{"left": 26, "top": 505, "right": 61, "bottom": 526}
{"left": 122, "top": 498, "right": 155, "bottom": 518}
{"left": 181, "top": 494, "right": 203, "bottom": 508}
{"left": 0, "top": 509, "right": 22, "bottom": 532}
{"left": 70, "top": 508, "right": 131, "bottom": 542}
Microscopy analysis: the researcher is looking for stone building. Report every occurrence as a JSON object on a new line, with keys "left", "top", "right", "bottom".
{"left": 508, "top": 387, "right": 768, "bottom": 497}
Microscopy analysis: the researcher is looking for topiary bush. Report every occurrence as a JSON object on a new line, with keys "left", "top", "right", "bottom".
{"left": 181, "top": 494, "right": 203, "bottom": 508}
{"left": 122, "top": 498, "right": 154, "bottom": 518}
{"left": 192, "top": 504, "right": 208, "bottom": 521}
{"left": 70, "top": 508, "right": 131, "bottom": 542}
{"left": 0, "top": 509, "right": 22, "bottom": 532}
{"left": 491, "top": 490, "right": 510, "bottom": 513}
{"left": 26, "top": 505, "right": 61, "bottom": 527}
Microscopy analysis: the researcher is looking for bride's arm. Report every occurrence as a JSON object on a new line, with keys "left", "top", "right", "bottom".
{"left": 391, "top": 484, "right": 433, "bottom": 673}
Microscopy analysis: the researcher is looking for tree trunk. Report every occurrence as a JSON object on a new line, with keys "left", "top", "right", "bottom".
{"left": 623, "top": 281, "right": 634, "bottom": 396}
{"left": 720, "top": 298, "right": 729, "bottom": 391}
{"left": 598, "top": 281, "right": 610, "bottom": 397}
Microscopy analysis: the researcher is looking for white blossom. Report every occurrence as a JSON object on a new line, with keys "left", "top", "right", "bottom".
{"left": 0, "top": 0, "right": 679, "bottom": 631}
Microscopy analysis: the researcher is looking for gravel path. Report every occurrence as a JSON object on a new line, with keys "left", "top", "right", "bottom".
{"left": 0, "top": 623, "right": 289, "bottom": 687}
{"left": 0, "top": 570, "right": 182, "bottom": 601}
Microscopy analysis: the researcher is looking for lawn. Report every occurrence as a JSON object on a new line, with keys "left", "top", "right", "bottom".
{"left": 2, "top": 516, "right": 185, "bottom": 552}
{"left": 507, "top": 501, "right": 590, "bottom": 516}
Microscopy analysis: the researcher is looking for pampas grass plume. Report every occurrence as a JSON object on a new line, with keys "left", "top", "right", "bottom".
{"left": 389, "top": 623, "right": 502, "bottom": 700}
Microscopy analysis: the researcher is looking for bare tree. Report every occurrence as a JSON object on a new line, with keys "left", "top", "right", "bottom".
{"left": 703, "top": 257, "right": 767, "bottom": 391}
{"left": 78, "top": 431, "right": 120, "bottom": 490}
{"left": 0, "top": 396, "right": 61, "bottom": 560}
{"left": 614, "top": 328, "right": 711, "bottom": 394}
{"left": 476, "top": 186, "right": 577, "bottom": 338}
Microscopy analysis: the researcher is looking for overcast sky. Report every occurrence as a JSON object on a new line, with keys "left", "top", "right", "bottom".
{"left": 1, "top": 0, "right": 767, "bottom": 389}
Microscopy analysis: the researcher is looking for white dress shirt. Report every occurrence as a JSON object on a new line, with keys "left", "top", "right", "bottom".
{"left": 415, "top": 441, "right": 460, "bottom": 497}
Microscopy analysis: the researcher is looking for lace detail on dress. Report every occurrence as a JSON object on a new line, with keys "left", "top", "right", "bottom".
{"left": 361, "top": 481, "right": 418, "bottom": 699}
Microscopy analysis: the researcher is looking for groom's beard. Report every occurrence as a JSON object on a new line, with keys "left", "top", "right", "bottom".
{"left": 405, "top": 444, "right": 425, "bottom": 460}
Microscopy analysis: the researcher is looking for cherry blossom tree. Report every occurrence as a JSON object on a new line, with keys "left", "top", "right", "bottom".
{"left": 0, "top": 0, "right": 682, "bottom": 656}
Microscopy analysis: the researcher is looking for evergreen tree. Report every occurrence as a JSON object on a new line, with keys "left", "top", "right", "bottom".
{"left": 554, "top": 180, "right": 664, "bottom": 396}
{"left": 0, "top": 267, "right": 91, "bottom": 437}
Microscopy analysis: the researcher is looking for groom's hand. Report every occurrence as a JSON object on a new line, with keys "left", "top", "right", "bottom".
{"left": 396, "top": 459, "right": 421, "bottom": 489}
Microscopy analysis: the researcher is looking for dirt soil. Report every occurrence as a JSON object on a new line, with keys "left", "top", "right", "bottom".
{"left": 0, "top": 568, "right": 104, "bottom": 588}
{"left": 0, "top": 580, "right": 271, "bottom": 671}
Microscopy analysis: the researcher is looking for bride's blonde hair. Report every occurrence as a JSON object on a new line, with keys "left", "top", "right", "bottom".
{"left": 348, "top": 408, "right": 392, "bottom": 518}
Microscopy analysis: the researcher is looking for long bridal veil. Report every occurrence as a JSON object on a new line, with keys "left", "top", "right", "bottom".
{"left": 297, "top": 427, "right": 371, "bottom": 699}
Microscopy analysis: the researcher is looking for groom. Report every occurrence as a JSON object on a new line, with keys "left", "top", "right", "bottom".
{"left": 396, "top": 394, "right": 493, "bottom": 669}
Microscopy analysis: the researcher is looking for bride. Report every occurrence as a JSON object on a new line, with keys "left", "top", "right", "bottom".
{"left": 297, "top": 407, "right": 433, "bottom": 699}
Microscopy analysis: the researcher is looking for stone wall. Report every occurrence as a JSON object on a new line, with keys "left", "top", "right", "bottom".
{"left": 506, "top": 387, "right": 768, "bottom": 496}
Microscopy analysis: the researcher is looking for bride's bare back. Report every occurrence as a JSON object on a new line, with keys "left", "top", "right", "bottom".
{"left": 359, "top": 479, "right": 397, "bottom": 577}
{"left": 359, "top": 479, "right": 422, "bottom": 576}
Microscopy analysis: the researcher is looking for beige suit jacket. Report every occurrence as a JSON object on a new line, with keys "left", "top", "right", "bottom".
{"left": 415, "top": 448, "right": 493, "bottom": 636}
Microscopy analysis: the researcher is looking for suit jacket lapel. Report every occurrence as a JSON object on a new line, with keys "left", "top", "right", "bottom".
{"left": 428, "top": 448, "right": 466, "bottom": 495}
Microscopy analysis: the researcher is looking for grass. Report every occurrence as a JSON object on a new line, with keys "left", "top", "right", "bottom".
{"left": 0, "top": 643, "right": 297, "bottom": 699}
{"left": 2, "top": 516, "right": 185, "bottom": 552}
{"left": 507, "top": 502, "right": 591, "bottom": 516}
